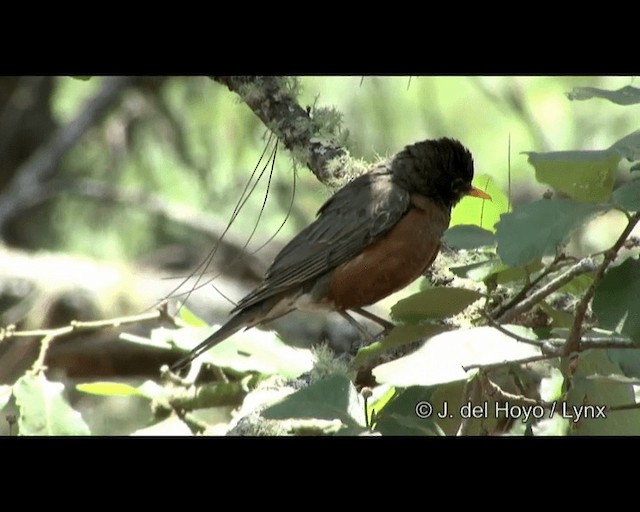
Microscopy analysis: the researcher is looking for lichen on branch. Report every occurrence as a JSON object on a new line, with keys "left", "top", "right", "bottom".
{"left": 213, "top": 76, "right": 361, "bottom": 185}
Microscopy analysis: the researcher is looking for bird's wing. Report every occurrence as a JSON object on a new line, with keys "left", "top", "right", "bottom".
{"left": 231, "top": 168, "right": 411, "bottom": 313}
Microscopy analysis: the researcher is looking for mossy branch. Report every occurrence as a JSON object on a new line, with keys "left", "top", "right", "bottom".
{"left": 213, "top": 76, "right": 360, "bottom": 185}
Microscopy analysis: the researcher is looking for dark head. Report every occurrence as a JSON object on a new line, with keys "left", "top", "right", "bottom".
{"left": 391, "top": 138, "right": 490, "bottom": 207}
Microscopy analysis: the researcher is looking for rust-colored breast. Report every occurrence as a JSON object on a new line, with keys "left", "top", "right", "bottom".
{"left": 327, "top": 194, "right": 450, "bottom": 310}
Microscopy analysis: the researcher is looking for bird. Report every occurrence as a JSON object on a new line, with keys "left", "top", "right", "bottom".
{"left": 171, "top": 137, "right": 491, "bottom": 371}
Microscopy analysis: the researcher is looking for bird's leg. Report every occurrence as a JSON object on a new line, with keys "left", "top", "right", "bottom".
{"left": 339, "top": 311, "right": 375, "bottom": 341}
{"left": 351, "top": 307, "right": 395, "bottom": 334}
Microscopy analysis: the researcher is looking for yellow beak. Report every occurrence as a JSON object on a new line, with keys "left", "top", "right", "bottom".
{"left": 466, "top": 186, "right": 492, "bottom": 200}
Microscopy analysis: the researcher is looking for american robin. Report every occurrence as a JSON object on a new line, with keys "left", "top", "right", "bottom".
{"left": 171, "top": 137, "right": 491, "bottom": 371}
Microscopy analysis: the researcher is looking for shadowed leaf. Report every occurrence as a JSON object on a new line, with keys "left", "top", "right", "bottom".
{"left": 566, "top": 85, "right": 640, "bottom": 105}
{"left": 593, "top": 258, "right": 640, "bottom": 341}
{"left": 442, "top": 224, "right": 496, "bottom": 250}
{"left": 262, "top": 374, "right": 366, "bottom": 427}
{"left": 613, "top": 180, "right": 640, "bottom": 211}
{"left": 495, "top": 199, "right": 609, "bottom": 267}
{"left": 390, "top": 288, "right": 483, "bottom": 323}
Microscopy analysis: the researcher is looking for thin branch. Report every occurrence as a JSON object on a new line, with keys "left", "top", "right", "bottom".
{"left": 563, "top": 211, "right": 640, "bottom": 356}
{"left": 481, "top": 311, "right": 548, "bottom": 349}
{"left": 462, "top": 353, "right": 556, "bottom": 373}
{"left": 491, "top": 253, "right": 568, "bottom": 320}
{"left": 478, "top": 372, "right": 551, "bottom": 410}
{"left": 495, "top": 257, "right": 598, "bottom": 324}
{"left": 1, "top": 301, "right": 176, "bottom": 344}
{"left": 0, "top": 76, "right": 133, "bottom": 235}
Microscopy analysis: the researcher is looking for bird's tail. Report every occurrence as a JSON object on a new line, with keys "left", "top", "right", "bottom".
{"left": 170, "top": 295, "right": 292, "bottom": 373}
{"left": 170, "top": 307, "right": 257, "bottom": 372}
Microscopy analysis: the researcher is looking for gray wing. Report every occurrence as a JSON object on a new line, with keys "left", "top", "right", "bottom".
{"left": 231, "top": 168, "right": 411, "bottom": 313}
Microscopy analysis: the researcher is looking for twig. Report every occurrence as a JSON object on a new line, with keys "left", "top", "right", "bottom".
{"left": 456, "top": 375, "right": 482, "bottom": 436}
{"left": 491, "top": 253, "right": 568, "bottom": 320}
{"left": 481, "top": 312, "right": 547, "bottom": 349}
{"left": 478, "top": 372, "right": 551, "bottom": 409}
{"left": 462, "top": 353, "right": 556, "bottom": 373}
{"left": 495, "top": 257, "right": 598, "bottom": 324}
{"left": 0, "top": 301, "right": 176, "bottom": 344}
{"left": 0, "top": 77, "right": 133, "bottom": 235}
{"left": 30, "top": 334, "right": 56, "bottom": 375}
{"left": 563, "top": 211, "right": 640, "bottom": 356}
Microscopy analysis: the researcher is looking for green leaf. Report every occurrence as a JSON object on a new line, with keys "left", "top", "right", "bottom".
{"left": 450, "top": 258, "right": 543, "bottom": 285}
{"left": 166, "top": 326, "right": 314, "bottom": 378}
{"left": 539, "top": 301, "right": 574, "bottom": 329}
{"left": 366, "top": 384, "right": 396, "bottom": 423}
{"left": 75, "top": 382, "right": 143, "bottom": 397}
{"left": 352, "top": 324, "right": 450, "bottom": 369}
{"left": 592, "top": 258, "right": 640, "bottom": 341}
{"left": 566, "top": 350, "right": 640, "bottom": 435}
{"left": 262, "top": 374, "right": 366, "bottom": 427}
{"left": 390, "top": 287, "right": 483, "bottom": 323}
{"left": 495, "top": 199, "right": 608, "bottom": 267}
{"left": 610, "top": 129, "right": 640, "bottom": 162}
{"left": 566, "top": 85, "right": 640, "bottom": 105}
{"left": 132, "top": 416, "right": 193, "bottom": 436}
{"left": 373, "top": 326, "right": 542, "bottom": 387}
{"left": 0, "top": 385, "right": 12, "bottom": 410}
{"left": 525, "top": 150, "right": 619, "bottom": 203}
{"left": 177, "top": 305, "right": 208, "bottom": 328}
{"left": 613, "top": 180, "right": 640, "bottom": 211}
{"left": 450, "top": 174, "right": 509, "bottom": 233}
{"left": 442, "top": 224, "right": 496, "bottom": 250}
{"left": 13, "top": 374, "right": 91, "bottom": 435}
{"left": 374, "top": 387, "right": 444, "bottom": 436}
{"left": 557, "top": 273, "right": 594, "bottom": 294}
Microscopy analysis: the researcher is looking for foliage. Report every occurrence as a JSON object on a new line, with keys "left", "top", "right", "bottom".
{"left": 2, "top": 77, "right": 640, "bottom": 436}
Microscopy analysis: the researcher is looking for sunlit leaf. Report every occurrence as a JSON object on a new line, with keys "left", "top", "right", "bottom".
{"left": 0, "top": 385, "right": 12, "bottom": 410}
{"left": 13, "top": 374, "right": 91, "bottom": 435}
{"left": 352, "top": 324, "right": 450, "bottom": 369}
{"left": 76, "top": 382, "right": 143, "bottom": 397}
{"left": 495, "top": 199, "right": 609, "bottom": 267}
{"left": 161, "top": 326, "right": 314, "bottom": 378}
{"left": 450, "top": 174, "right": 509, "bottom": 232}
{"left": 178, "top": 306, "right": 208, "bottom": 328}
{"left": 373, "top": 326, "right": 542, "bottom": 387}
{"left": 131, "top": 415, "right": 193, "bottom": 436}
{"left": 390, "top": 288, "right": 483, "bottom": 323}
{"left": 526, "top": 150, "right": 619, "bottom": 203}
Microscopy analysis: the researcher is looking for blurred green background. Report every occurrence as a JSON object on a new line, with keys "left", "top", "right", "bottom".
{"left": 47, "top": 76, "right": 636, "bottom": 263}
{"left": 1, "top": 75, "right": 637, "bottom": 435}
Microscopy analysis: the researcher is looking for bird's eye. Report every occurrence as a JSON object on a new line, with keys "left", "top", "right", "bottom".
{"left": 451, "top": 178, "right": 466, "bottom": 194}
